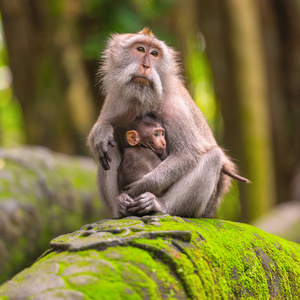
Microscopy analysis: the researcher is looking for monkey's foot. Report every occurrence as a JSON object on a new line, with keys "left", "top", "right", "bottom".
{"left": 116, "top": 193, "right": 134, "bottom": 217}
{"left": 127, "top": 192, "right": 165, "bottom": 216}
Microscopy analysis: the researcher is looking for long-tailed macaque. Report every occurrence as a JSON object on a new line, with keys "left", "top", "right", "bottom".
{"left": 88, "top": 28, "right": 249, "bottom": 218}
{"left": 117, "top": 115, "right": 167, "bottom": 216}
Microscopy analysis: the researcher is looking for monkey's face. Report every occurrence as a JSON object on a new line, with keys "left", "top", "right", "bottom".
{"left": 100, "top": 31, "right": 180, "bottom": 109}
{"left": 129, "top": 42, "right": 161, "bottom": 86}
{"left": 111, "top": 38, "right": 164, "bottom": 104}
{"left": 149, "top": 128, "right": 166, "bottom": 154}
{"left": 126, "top": 124, "right": 166, "bottom": 154}
{"left": 139, "top": 126, "right": 166, "bottom": 154}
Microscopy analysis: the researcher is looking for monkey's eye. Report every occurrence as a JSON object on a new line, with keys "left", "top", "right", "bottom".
{"left": 151, "top": 51, "right": 159, "bottom": 57}
{"left": 137, "top": 47, "right": 145, "bottom": 53}
{"left": 161, "top": 131, "right": 165, "bottom": 137}
{"left": 153, "top": 131, "right": 159, "bottom": 137}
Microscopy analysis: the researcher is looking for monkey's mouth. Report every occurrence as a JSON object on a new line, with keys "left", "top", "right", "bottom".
{"left": 154, "top": 147, "right": 165, "bottom": 154}
{"left": 131, "top": 76, "right": 151, "bottom": 87}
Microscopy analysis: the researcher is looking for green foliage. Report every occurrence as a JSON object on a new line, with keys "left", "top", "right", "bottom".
{"left": 0, "top": 24, "right": 25, "bottom": 147}
{"left": 185, "top": 34, "right": 240, "bottom": 219}
{"left": 217, "top": 182, "right": 241, "bottom": 221}
{"left": 82, "top": 0, "right": 176, "bottom": 60}
{"left": 185, "top": 34, "right": 223, "bottom": 138}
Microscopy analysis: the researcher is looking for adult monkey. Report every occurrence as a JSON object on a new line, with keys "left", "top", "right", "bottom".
{"left": 88, "top": 28, "right": 247, "bottom": 218}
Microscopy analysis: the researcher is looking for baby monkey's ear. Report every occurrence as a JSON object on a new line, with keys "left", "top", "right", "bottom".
{"left": 126, "top": 130, "right": 140, "bottom": 146}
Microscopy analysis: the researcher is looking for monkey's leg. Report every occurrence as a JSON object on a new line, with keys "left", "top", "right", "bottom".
{"left": 97, "top": 146, "right": 122, "bottom": 217}
{"left": 162, "top": 147, "right": 224, "bottom": 218}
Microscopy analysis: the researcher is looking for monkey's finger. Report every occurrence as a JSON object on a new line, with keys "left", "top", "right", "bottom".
{"left": 128, "top": 198, "right": 152, "bottom": 210}
{"left": 104, "top": 150, "right": 112, "bottom": 163}
{"left": 134, "top": 192, "right": 153, "bottom": 202}
{"left": 120, "top": 209, "right": 128, "bottom": 216}
{"left": 125, "top": 199, "right": 134, "bottom": 204}
{"left": 136, "top": 206, "right": 152, "bottom": 215}
{"left": 118, "top": 194, "right": 134, "bottom": 205}
{"left": 108, "top": 139, "right": 117, "bottom": 147}
{"left": 129, "top": 202, "right": 152, "bottom": 215}
{"left": 132, "top": 201, "right": 151, "bottom": 212}
{"left": 95, "top": 143, "right": 109, "bottom": 170}
{"left": 101, "top": 146, "right": 112, "bottom": 169}
{"left": 99, "top": 155, "right": 110, "bottom": 170}
{"left": 119, "top": 204, "right": 128, "bottom": 212}
{"left": 127, "top": 200, "right": 142, "bottom": 209}
{"left": 134, "top": 194, "right": 149, "bottom": 201}
{"left": 124, "top": 194, "right": 134, "bottom": 203}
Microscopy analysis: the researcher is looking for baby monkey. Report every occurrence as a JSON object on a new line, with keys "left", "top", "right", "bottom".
{"left": 116, "top": 115, "right": 167, "bottom": 216}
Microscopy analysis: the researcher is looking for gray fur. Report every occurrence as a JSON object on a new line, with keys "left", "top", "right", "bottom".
{"left": 88, "top": 29, "right": 244, "bottom": 218}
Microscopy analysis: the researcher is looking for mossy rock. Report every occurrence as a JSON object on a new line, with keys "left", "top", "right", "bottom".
{"left": 0, "top": 215, "right": 299, "bottom": 299}
{"left": 0, "top": 146, "right": 105, "bottom": 284}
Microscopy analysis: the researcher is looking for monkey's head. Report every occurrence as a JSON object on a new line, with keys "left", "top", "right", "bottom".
{"left": 100, "top": 28, "right": 180, "bottom": 110}
{"left": 125, "top": 115, "right": 166, "bottom": 155}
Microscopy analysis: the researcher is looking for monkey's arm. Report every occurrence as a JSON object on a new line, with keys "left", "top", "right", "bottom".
{"left": 88, "top": 120, "right": 117, "bottom": 170}
{"left": 126, "top": 149, "right": 201, "bottom": 198}
{"left": 126, "top": 108, "right": 210, "bottom": 197}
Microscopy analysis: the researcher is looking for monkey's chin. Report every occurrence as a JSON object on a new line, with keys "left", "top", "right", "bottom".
{"left": 155, "top": 148, "right": 165, "bottom": 154}
{"left": 132, "top": 76, "right": 151, "bottom": 87}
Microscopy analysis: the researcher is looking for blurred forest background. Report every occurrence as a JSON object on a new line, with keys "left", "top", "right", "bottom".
{"left": 0, "top": 0, "right": 299, "bottom": 224}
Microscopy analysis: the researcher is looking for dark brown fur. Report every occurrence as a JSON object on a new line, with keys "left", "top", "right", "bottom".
{"left": 118, "top": 147, "right": 162, "bottom": 192}
{"left": 117, "top": 115, "right": 167, "bottom": 193}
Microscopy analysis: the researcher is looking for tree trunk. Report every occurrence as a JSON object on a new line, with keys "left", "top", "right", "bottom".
{"left": 0, "top": 0, "right": 96, "bottom": 155}
{"left": 196, "top": 0, "right": 276, "bottom": 222}
{"left": 258, "top": 0, "right": 300, "bottom": 204}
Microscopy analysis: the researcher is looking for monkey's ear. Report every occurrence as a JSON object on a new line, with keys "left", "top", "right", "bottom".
{"left": 126, "top": 130, "right": 140, "bottom": 146}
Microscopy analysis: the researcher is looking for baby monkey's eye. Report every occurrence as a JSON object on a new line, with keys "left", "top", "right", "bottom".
{"left": 151, "top": 51, "right": 158, "bottom": 57}
{"left": 137, "top": 47, "right": 145, "bottom": 52}
{"left": 153, "top": 131, "right": 159, "bottom": 137}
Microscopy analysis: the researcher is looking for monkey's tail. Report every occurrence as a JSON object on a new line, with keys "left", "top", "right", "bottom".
{"left": 222, "top": 167, "right": 251, "bottom": 183}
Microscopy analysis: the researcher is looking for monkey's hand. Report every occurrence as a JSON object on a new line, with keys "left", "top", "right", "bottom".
{"left": 127, "top": 192, "right": 165, "bottom": 216}
{"left": 92, "top": 122, "right": 117, "bottom": 170}
{"left": 116, "top": 193, "right": 134, "bottom": 217}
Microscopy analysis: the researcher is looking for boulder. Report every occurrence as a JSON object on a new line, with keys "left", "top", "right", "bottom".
{"left": 0, "top": 146, "right": 106, "bottom": 283}
{"left": 0, "top": 215, "right": 299, "bottom": 299}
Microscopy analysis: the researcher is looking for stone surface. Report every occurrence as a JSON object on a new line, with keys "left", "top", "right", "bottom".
{"left": 0, "top": 215, "right": 300, "bottom": 299}
{"left": 0, "top": 146, "right": 105, "bottom": 284}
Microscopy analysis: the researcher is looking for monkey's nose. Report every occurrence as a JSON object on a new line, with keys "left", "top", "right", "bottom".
{"left": 142, "top": 55, "right": 151, "bottom": 70}
{"left": 142, "top": 63, "right": 150, "bottom": 69}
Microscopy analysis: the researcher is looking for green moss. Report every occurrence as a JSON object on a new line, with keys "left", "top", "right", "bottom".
{"left": 0, "top": 148, "right": 103, "bottom": 284}
{"left": 186, "top": 219, "right": 300, "bottom": 299}
{"left": 1, "top": 217, "right": 300, "bottom": 299}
